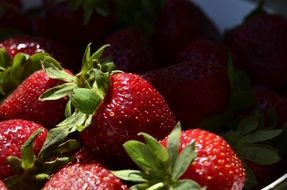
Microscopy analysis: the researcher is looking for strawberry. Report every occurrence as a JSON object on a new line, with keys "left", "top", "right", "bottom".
{"left": 103, "top": 27, "right": 158, "bottom": 74}
{"left": 225, "top": 5, "right": 287, "bottom": 90}
{"left": 43, "top": 0, "right": 115, "bottom": 47}
{"left": 0, "top": 35, "right": 82, "bottom": 72}
{"left": 254, "top": 86, "right": 287, "bottom": 128}
{"left": 0, "top": 180, "right": 7, "bottom": 190}
{"left": 0, "top": 119, "right": 47, "bottom": 180}
{"left": 0, "top": 69, "right": 69, "bottom": 129}
{"left": 143, "top": 60, "right": 230, "bottom": 128}
{"left": 175, "top": 39, "right": 228, "bottom": 66}
{"left": 40, "top": 44, "right": 176, "bottom": 167}
{"left": 113, "top": 123, "right": 246, "bottom": 190}
{"left": 154, "top": 0, "right": 221, "bottom": 65}
{"left": 42, "top": 161, "right": 128, "bottom": 190}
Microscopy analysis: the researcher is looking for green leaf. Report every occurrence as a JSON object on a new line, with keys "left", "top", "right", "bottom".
{"left": 172, "top": 142, "right": 196, "bottom": 179}
{"left": 39, "top": 126, "right": 70, "bottom": 156}
{"left": 71, "top": 88, "right": 102, "bottom": 114}
{"left": 44, "top": 64, "right": 75, "bottom": 82}
{"left": 229, "top": 90, "right": 256, "bottom": 111}
{"left": 41, "top": 55, "right": 62, "bottom": 69}
{"left": 167, "top": 122, "right": 181, "bottom": 170}
{"left": 196, "top": 112, "right": 232, "bottom": 130}
{"left": 80, "top": 43, "right": 93, "bottom": 75}
{"left": 112, "top": 170, "right": 148, "bottom": 182}
{"left": 237, "top": 116, "right": 259, "bottom": 135}
{"left": 57, "top": 111, "right": 88, "bottom": 132}
{"left": 21, "top": 128, "right": 43, "bottom": 170}
{"left": 90, "top": 44, "right": 110, "bottom": 61}
{"left": 130, "top": 183, "right": 150, "bottom": 190}
{"left": 40, "top": 82, "right": 77, "bottom": 101}
{"left": 42, "top": 157, "right": 72, "bottom": 174}
{"left": 243, "top": 162, "right": 258, "bottom": 190}
{"left": 242, "top": 145, "right": 281, "bottom": 165}
{"left": 123, "top": 140, "right": 164, "bottom": 177}
{"left": 171, "top": 179, "right": 206, "bottom": 190}
{"left": 146, "top": 182, "right": 165, "bottom": 190}
{"left": 242, "top": 129, "right": 282, "bottom": 144}
{"left": 92, "top": 69, "right": 110, "bottom": 99}
{"left": 140, "top": 132, "right": 169, "bottom": 164}
{"left": 65, "top": 99, "right": 72, "bottom": 117}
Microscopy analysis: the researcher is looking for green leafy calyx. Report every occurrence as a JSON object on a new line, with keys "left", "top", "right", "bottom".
{"left": 112, "top": 122, "right": 206, "bottom": 190}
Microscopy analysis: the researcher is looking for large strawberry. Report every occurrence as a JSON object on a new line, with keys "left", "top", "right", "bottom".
{"left": 113, "top": 123, "right": 246, "bottom": 190}
{"left": 40, "top": 44, "right": 176, "bottom": 167}
{"left": 0, "top": 35, "right": 82, "bottom": 72}
{"left": 42, "top": 161, "right": 128, "bottom": 190}
{"left": 103, "top": 27, "right": 158, "bottom": 74}
{"left": 154, "top": 0, "right": 221, "bottom": 65}
{"left": 43, "top": 0, "right": 115, "bottom": 47}
{"left": 143, "top": 60, "right": 230, "bottom": 128}
{"left": 225, "top": 3, "right": 287, "bottom": 90}
{"left": 175, "top": 39, "right": 229, "bottom": 67}
{"left": 0, "top": 68, "right": 69, "bottom": 129}
{"left": 0, "top": 119, "right": 47, "bottom": 180}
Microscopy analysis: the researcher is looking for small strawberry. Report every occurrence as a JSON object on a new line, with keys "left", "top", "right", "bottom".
{"left": 175, "top": 39, "right": 228, "bottom": 66}
{"left": 0, "top": 180, "right": 7, "bottom": 190}
{"left": 0, "top": 119, "right": 47, "bottom": 180}
{"left": 43, "top": 0, "right": 115, "bottom": 47}
{"left": 254, "top": 86, "right": 287, "bottom": 128}
{"left": 113, "top": 123, "right": 246, "bottom": 190}
{"left": 225, "top": 2, "right": 287, "bottom": 90}
{"left": 42, "top": 161, "right": 128, "bottom": 190}
{"left": 154, "top": 0, "right": 221, "bottom": 65}
{"left": 0, "top": 69, "right": 69, "bottom": 129}
{"left": 143, "top": 60, "right": 230, "bottom": 128}
{"left": 0, "top": 35, "right": 82, "bottom": 72}
{"left": 103, "top": 27, "right": 158, "bottom": 74}
{"left": 40, "top": 44, "right": 176, "bottom": 167}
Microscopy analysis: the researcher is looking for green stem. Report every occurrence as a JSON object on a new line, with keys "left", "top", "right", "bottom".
{"left": 147, "top": 182, "right": 165, "bottom": 190}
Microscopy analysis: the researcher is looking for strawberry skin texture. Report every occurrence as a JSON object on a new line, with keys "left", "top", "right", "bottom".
{"left": 226, "top": 14, "right": 287, "bottom": 90}
{"left": 80, "top": 73, "right": 176, "bottom": 165}
{"left": 0, "top": 119, "right": 47, "bottom": 179}
{"left": 0, "top": 36, "right": 82, "bottom": 72}
{"left": 161, "top": 129, "right": 246, "bottom": 190}
{"left": 42, "top": 162, "right": 128, "bottom": 190}
{"left": 0, "top": 180, "right": 7, "bottom": 190}
{"left": 254, "top": 86, "right": 287, "bottom": 128}
{"left": 144, "top": 61, "right": 230, "bottom": 128}
{"left": 154, "top": 0, "right": 220, "bottom": 65}
{"left": 0, "top": 70, "right": 68, "bottom": 129}
{"left": 104, "top": 27, "right": 158, "bottom": 74}
{"left": 176, "top": 39, "right": 228, "bottom": 66}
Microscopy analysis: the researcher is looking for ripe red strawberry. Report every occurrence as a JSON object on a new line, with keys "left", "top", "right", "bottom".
{"left": 254, "top": 86, "right": 287, "bottom": 128}
{"left": 226, "top": 12, "right": 287, "bottom": 90}
{"left": 40, "top": 45, "right": 176, "bottom": 167}
{"left": 0, "top": 119, "right": 47, "bottom": 179}
{"left": 80, "top": 72, "right": 176, "bottom": 165}
{"left": 103, "top": 27, "right": 158, "bottom": 74}
{"left": 0, "top": 180, "right": 7, "bottom": 190}
{"left": 113, "top": 124, "right": 246, "bottom": 190}
{"left": 0, "top": 35, "right": 82, "bottom": 72}
{"left": 175, "top": 39, "right": 228, "bottom": 66}
{"left": 0, "top": 69, "right": 69, "bottom": 129}
{"left": 43, "top": 0, "right": 115, "bottom": 47}
{"left": 162, "top": 128, "right": 245, "bottom": 190}
{"left": 42, "top": 161, "right": 128, "bottom": 190}
{"left": 154, "top": 0, "right": 221, "bottom": 65}
{"left": 143, "top": 61, "right": 230, "bottom": 128}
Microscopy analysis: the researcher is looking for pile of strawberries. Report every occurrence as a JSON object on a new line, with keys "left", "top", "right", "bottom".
{"left": 0, "top": 0, "right": 286, "bottom": 189}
